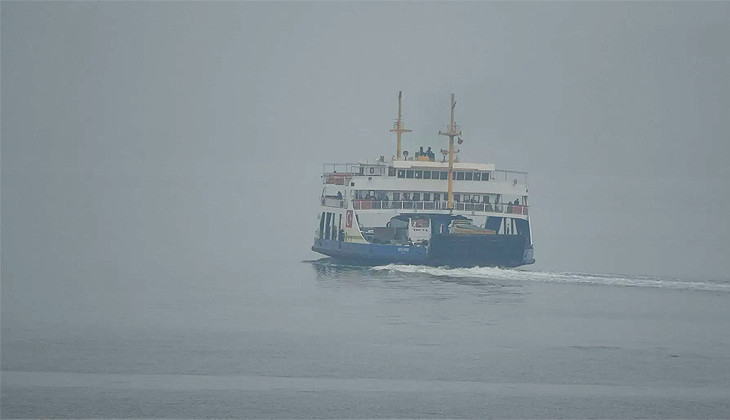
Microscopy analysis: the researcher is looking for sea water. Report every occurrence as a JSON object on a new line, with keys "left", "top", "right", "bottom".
{"left": 2, "top": 259, "right": 729, "bottom": 418}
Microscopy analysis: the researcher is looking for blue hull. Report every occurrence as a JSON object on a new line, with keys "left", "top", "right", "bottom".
{"left": 312, "top": 238, "right": 428, "bottom": 265}
{"left": 312, "top": 235, "right": 533, "bottom": 268}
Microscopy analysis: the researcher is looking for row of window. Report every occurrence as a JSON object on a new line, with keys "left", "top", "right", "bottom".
{"left": 391, "top": 168, "right": 491, "bottom": 181}
{"left": 355, "top": 190, "right": 505, "bottom": 203}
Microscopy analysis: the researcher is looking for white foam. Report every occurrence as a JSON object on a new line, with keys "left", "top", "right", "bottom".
{"left": 370, "top": 264, "right": 730, "bottom": 292}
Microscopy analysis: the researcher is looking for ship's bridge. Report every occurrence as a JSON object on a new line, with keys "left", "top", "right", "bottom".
{"left": 322, "top": 161, "right": 528, "bottom": 187}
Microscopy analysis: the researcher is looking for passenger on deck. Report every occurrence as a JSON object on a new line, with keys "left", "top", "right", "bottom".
{"left": 419, "top": 146, "right": 425, "bottom": 157}
{"left": 507, "top": 201, "right": 514, "bottom": 213}
{"left": 485, "top": 197, "right": 492, "bottom": 211}
{"left": 337, "top": 191, "right": 343, "bottom": 199}
{"left": 426, "top": 147, "right": 434, "bottom": 161}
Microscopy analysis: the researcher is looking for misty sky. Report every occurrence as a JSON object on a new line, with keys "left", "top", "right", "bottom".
{"left": 2, "top": 0, "right": 730, "bottom": 315}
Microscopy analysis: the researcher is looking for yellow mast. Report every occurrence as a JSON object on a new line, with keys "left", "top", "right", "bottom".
{"left": 438, "top": 93, "right": 461, "bottom": 210}
{"left": 390, "top": 91, "right": 411, "bottom": 160}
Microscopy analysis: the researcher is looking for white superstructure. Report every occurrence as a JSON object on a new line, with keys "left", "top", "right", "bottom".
{"left": 321, "top": 159, "right": 529, "bottom": 235}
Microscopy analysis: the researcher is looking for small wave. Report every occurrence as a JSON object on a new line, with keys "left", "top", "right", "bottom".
{"left": 370, "top": 264, "right": 730, "bottom": 292}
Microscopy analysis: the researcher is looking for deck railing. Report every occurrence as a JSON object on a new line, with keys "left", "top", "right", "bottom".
{"left": 491, "top": 170, "right": 528, "bottom": 184}
{"left": 322, "top": 197, "right": 345, "bottom": 208}
{"left": 322, "top": 163, "right": 361, "bottom": 185}
{"left": 323, "top": 173, "right": 354, "bottom": 185}
{"left": 350, "top": 200, "right": 528, "bottom": 215}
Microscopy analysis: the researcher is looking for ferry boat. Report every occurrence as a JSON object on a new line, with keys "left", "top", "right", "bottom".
{"left": 312, "top": 92, "right": 535, "bottom": 267}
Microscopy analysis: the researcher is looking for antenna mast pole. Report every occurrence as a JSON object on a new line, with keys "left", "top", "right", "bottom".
{"left": 439, "top": 93, "right": 461, "bottom": 210}
{"left": 390, "top": 91, "right": 411, "bottom": 160}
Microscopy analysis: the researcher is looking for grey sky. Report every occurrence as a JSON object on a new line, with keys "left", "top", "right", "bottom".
{"left": 2, "top": 0, "right": 729, "bottom": 316}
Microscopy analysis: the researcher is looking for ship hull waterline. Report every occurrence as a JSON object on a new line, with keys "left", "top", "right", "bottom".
{"left": 312, "top": 234, "right": 535, "bottom": 268}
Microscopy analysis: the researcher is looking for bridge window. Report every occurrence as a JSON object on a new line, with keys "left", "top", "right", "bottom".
{"left": 440, "top": 171, "right": 448, "bottom": 180}
{"left": 482, "top": 172, "right": 490, "bottom": 181}
{"left": 423, "top": 170, "right": 431, "bottom": 180}
{"left": 474, "top": 172, "right": 481, "bottom": 181}
{"left": 389, "top": 167, "right": 396, "bottom": 176}
{"left": 393, "top": 192, "right": 400, "bottom": 201}
{"left": 463, "top": 194, "right": 471, "bottom": 202}
{"left": 456, "top": 172, "right": 465, "bottom": 181}
{"left": 454, "top": 194, "right": 461, "bottom": 202}
{"left": 415, "top": 170, "right": 422, "bottom": 179}
{"left": 424, "top": 193, "right": 431, "bottom": 201}
{"left": 369, "top": 167, "right": 375, "bottom": 174}
{"left": 434, "top": 193, "right": 441, "bottom": 201}
{"left": 397, "top": 170, "right": 405, "bottom": 178}
{"left": 403, "top": 192, "right": 410, "bottom": 200}
{"left": 413, "top": 193, "right": 420, "bottom": 201}
{"left": 465, "top": 172, "right": 473, "bottom": 181}
{"left": 406, "top": 170, "right": 414, "bottom": 179}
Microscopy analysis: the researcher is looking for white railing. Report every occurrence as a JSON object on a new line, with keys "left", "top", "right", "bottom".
{"left": 323, "top": 174, "right": 353, "bottom": 185}
{"left": 351, "top": 200, "right": 528, "bottom": 215}
{"left": 491, "top": 170, "right": 528, "bottom": 184}
{"left": 322, "top": 163, "right": 361, "bottom": 185}
{"left": 322, "top": 197, "right": 345, "bottom": 208}
{"left": 323, "top": 163, "right": 361, "bottom": 174}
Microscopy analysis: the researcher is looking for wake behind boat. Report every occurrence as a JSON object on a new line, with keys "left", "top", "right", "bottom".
{"left": 312, "top": 92, "right": 534, "bottom": 267}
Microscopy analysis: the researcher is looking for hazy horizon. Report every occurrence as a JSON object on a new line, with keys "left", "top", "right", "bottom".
{"left": 3, "top": 1, "right": 729, "bottom": 301}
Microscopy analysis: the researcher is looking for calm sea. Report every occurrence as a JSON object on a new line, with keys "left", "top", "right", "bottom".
{"left": 2, "top": 259, "right": 729, "bottom": 418}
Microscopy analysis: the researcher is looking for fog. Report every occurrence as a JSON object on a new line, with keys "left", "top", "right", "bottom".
{"left": 2, "top": 2, "right": 729, "bottom": 327}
